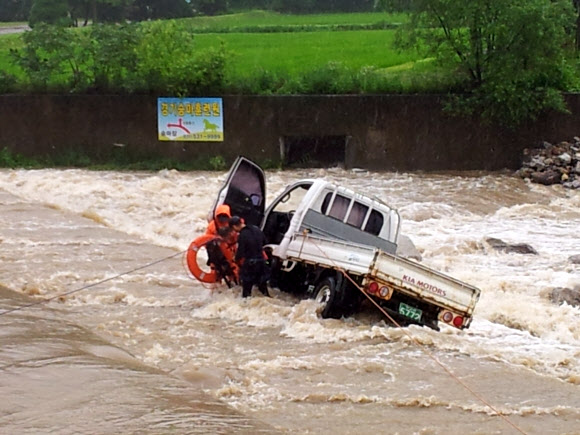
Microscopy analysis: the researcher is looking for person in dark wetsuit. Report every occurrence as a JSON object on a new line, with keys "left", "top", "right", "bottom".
{"left": 230, "top": 216, "right": 271, "bottom": 298}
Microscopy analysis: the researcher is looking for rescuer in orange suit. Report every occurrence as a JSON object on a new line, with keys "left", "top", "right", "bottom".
{"left": 207, "top": 204, "right": 240, "bottom": 256}
{"left": 203, "top": 204, "right": 240, "bottom": 285}
{"left": 206, "top": 204, "right": 232, "bottom": 236}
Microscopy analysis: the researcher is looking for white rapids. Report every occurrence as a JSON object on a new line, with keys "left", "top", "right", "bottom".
{"left": 0, "top": 167, "right": 578, "bottom": 434}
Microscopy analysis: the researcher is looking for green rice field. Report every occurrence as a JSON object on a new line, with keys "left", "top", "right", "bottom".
{"left": 197, "top": 30, "right": 418, "bottom": 76}
{"left": 180, "top": 10, "right": 407, "bottom": 31}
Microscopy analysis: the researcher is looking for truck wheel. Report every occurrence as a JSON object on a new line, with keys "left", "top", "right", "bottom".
{"left": 314, "top": 277, "right": 343, "bottom": 319}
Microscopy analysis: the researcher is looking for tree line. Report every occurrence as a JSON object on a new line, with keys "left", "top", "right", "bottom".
{"left": 376, "top": 0, "right": 580, "bottom": 125}
{"left": 0, "top": 0, "right": 376, "bottom": 24}
{"left": 5, "top": 21, "right": 227, "bottom": 95}
{"left": 3, "top": 0, "right": 579, "bottom": 55}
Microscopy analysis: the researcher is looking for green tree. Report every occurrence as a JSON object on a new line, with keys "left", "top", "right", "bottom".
{"left": 574, "top": 0, "right": 580, "bottom": 50}
{"left": 11, "top": 24, "right": 86, "bottom": 89}
{"left": 270, "top": 0, "right": 315, "bottom": 13}
{"left": 227, "top": 0, "right": 269, "bottom": 11}
{"left": 65, "top": 0, "right": 134, "bottom": 26}
{"left": 130, "top": 0, "right": 192, "bottom": 20}
{"left": 133, "top": 20, "right": 227, "bottom": 94}
{"left": 29, "top": 0, "right": 71, "bottom": 27}
{"left": 96, "top": 0, "right": 139, "bottom": 23}
{"left": 68, "top": 0, "right": 91, "bottom": 25}
{"left": 0, "top": 0, "right": 33, "bottom": 21}
{"left": 86, "top": 23, "right": 141, "bottom": 91}
{"left": 191, "top": 0, "right": 228, "bottom": 15}
{"left": 373, "top": 0, "right": 412, "bottom": 12}
{"left": 378, "top": 0, "right": 577, "bottom": 126}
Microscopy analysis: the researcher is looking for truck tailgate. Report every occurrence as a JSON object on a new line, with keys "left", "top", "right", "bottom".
{"left": 283, "top": 233, "right": 480, "bottom": 317}
{"left": 373, "top": 250, "right": 480, "bottom": 315}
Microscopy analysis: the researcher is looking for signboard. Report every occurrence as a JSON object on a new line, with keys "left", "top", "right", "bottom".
{"left": 157, "top": 97, "right": 223, "bottom": 142}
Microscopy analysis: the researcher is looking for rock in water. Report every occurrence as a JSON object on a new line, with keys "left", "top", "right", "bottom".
{"left": 547, "top": 287, "right": 580, "bottom": 308}
{"left": 568, "top": 254, "right": 580, "bottom": 265}
{"left": 484, "top": 237, "right": 538, "bottom": 255}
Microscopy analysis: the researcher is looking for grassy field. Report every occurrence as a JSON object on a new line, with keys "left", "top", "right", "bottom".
{"left": 0, "top": 33, "right": 23, "bottom": 76}
{"left": 180, "top": 10, "right": 407, "bottom": 31}
{"left": 197, "top": 30, "right": 418, "bottom": 76}
{"left": 0, "top": 22, "right": 27, "bottom": 28}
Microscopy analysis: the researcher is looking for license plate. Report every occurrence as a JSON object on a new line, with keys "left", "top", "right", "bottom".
{"left": 399, "top": 302, "right": 422, "bottom": 321}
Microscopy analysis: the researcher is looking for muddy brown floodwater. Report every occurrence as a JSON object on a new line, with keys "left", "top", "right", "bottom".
{"left": 0, "top": 168, "right": 579, "bottom": 434}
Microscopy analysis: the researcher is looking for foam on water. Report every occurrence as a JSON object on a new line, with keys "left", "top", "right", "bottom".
{"left": 1, "top": 167, "right": 580, "bottom": 433}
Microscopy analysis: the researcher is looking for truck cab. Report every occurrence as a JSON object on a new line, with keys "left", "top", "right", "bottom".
{"left": 210, "top": 157, "right": 401, "bottom": 257}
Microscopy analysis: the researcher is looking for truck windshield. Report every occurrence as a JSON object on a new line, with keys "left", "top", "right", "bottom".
{"left": 263, "top": 183, "right": 312, "bottom": 245}
{"left": 272, "top": 183, "right": 310, "bottom": 213}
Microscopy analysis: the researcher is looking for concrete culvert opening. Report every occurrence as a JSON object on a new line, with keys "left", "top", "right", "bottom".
{"left": 280, "top": 135, "right": 347, "bottom": 168}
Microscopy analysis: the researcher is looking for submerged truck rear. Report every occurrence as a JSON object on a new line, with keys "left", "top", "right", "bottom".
{"left": 283, "top": 233, "right": 480, "bottom": 330}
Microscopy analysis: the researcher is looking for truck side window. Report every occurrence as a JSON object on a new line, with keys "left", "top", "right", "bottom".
{"left": 328, "top": 194, "right": 350, "bottom": 221}
{"left": 347, "top": 201, "right": 368, "bottom": 228}
{"left": 364, "top": 210, "right": 383, "bottom": 236}
{"left": 321, "top": 192, "right": 332, "bottom": 214}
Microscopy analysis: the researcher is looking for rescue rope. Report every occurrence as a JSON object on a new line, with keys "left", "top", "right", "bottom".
{"left": 307, "top": 236, "right": 528, "bottom": 435}
{"left": 0, "top": 250, "right": 186, "bottom": 317}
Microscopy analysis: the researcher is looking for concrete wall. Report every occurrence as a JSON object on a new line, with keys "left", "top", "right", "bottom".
{"left": 1, "top": 94, "right": 579, "bottom": 170}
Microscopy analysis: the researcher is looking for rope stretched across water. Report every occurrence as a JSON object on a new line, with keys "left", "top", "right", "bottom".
{"left": 307, "top": 236, "right": 529, "bottom": 435}
{"left": 0, "top": 250, "right": 186, "bottom": 317}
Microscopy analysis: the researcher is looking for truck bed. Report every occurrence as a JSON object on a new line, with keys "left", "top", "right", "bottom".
{"left": 283, "top": 233, "right": 480, "bottom": 320}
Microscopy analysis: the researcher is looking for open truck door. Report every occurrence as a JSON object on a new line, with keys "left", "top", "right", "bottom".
{"left": 210, "top": 156, "right": 266, "bottom": 227}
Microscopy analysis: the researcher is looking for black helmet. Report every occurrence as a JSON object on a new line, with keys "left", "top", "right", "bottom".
{"left": 229, "top": 216, "right": 242, "bottom": 227}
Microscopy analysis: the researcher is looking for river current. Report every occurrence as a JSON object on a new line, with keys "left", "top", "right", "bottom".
{"left": 0, "top": 168, "right": 579, "bottom": 434}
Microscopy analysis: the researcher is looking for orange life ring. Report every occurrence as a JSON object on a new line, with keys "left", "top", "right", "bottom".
{"left": 186, "top": 234, "right": 220, "bottom": 283}
{"left": 186, "top": 233, "right": 238, "bottom": 284}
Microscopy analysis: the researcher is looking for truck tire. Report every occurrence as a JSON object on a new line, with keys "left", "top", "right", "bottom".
{"left": 314, "top": 277, "right": 344, "bottom": 319}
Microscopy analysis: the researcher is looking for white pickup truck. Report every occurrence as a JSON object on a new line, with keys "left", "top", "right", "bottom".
{"left": 208, "top": 157, "right": 481, "bottom": 331}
